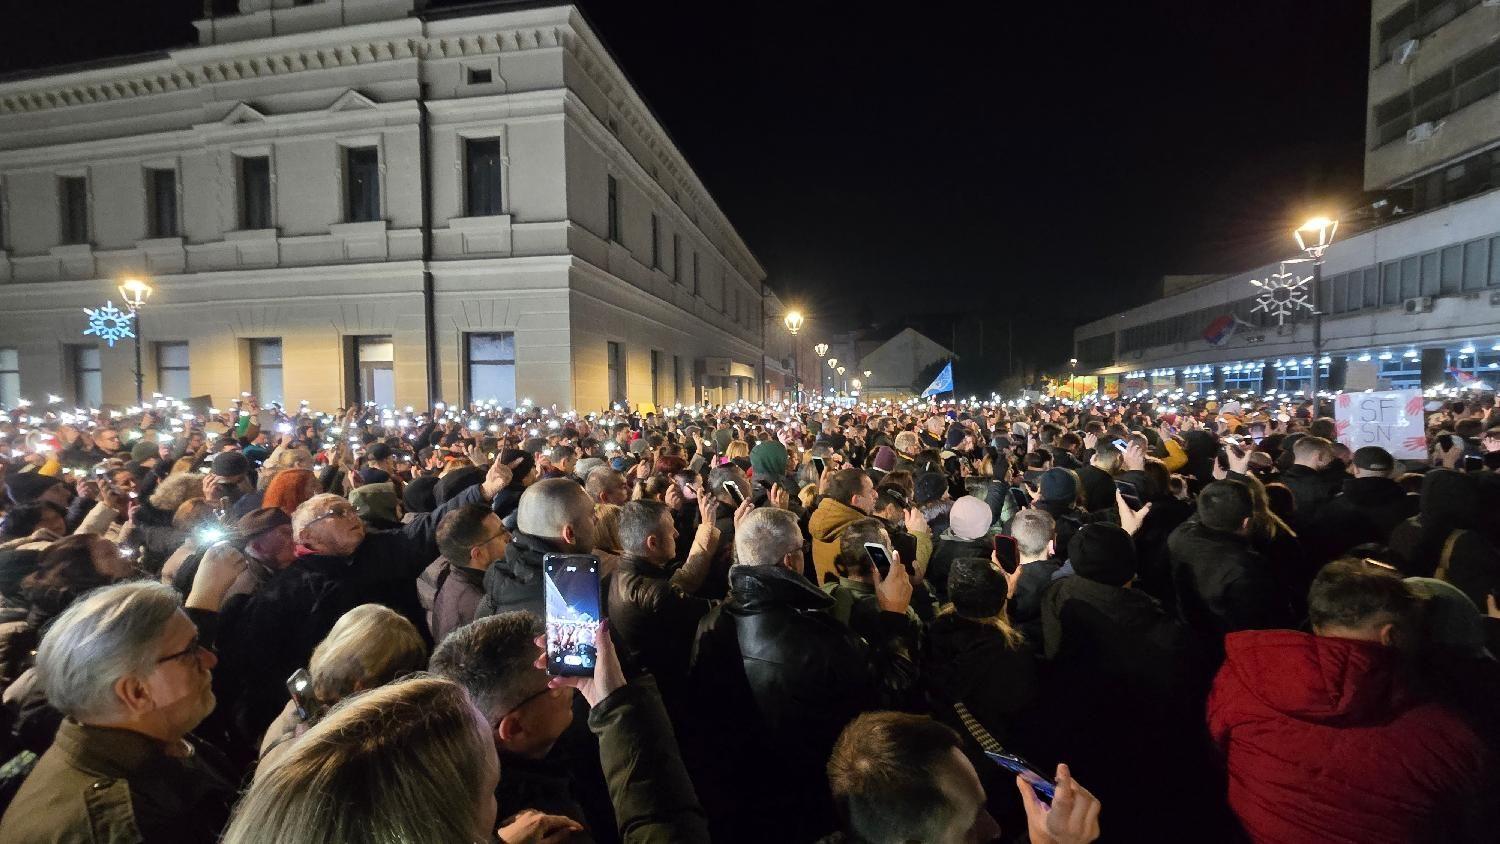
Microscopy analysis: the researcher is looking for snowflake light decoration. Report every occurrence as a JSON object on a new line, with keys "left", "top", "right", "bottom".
{"left": 1249, "top": 264, "right": 1313, "bottom": 326}
{"left": 82, "top": 300, "right": 136, "bottom": 348}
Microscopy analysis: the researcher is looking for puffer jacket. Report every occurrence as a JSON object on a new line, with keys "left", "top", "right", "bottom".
{"left": 1209, "top": 630, "right": 1486, "bottom": 844}
{"left": 807, "top": 497, "right": 867, "bottom": 586}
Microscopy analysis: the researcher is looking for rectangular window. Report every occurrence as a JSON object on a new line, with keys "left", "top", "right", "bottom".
{"left": 466, "top": 66, "right": 492, "bottom": 85}
{"left": 650, "top": 214, "right": 661, "bottom": 269}
{"left": 146, "top": 168, "right": 178, "bottom": 238}
{"left": 59, "top": 175, "right": 89, "bottom": 244}
{"left": 466, "top": 332, "right": 516, "bottom": 406}
{"left": 1462, "top": 239, "right": 1490, "bottom": 290}
{"left": 344, "top": 146, "right": 380, "bottom": 223}
{"left": 607, "top": 341, "right": 626, "bottom": 406}
{"left": 155, "top": 342, "right": 190, "bottom": 398}
{"left": 1400, "top": 256, "right": 1421, "bottom": 299}
{"left": 692, "top": 252, "right": 700, "bottom": 295}
{"left": 238, "top": 155, "right": 272, "bottom": 230}
{"left": 250, "top": 339, "right": 283, "bottom": 404}
{"left": 1381, "top": 262, "right": 1400, "bottom": 304}
{"left": 1439, "top": 245, "right": 1463, "bottom": 294}
{"left": 73, "top": 346, "right": 101, "bottom": 408}
{"left": 353, "top": 336, "right": 395, "bottom": 408}
{"left": 464, "top": 138, "right": 502, "bottom": 217}
{"left": 1420, "top": 251, "right": 1441, "bottom": 296}
{"left": 606, "top": 175, "right": 620, "bottom": 242}
{"left": 650, "top": 350, "right": 662, "bottom": 406}
{"left": 672, "top": 354, "right": 681, "bottom": 403}
{"left": 1332, "top": 274, "right": 1348, "bottom": 314}
{"left": 1363, "top": 267, "right": 1380, "bottom": 308}
{"left": 672, "top": 234, "right": 681, "bottom": 283}
{"left": 0, "top": 348, "right": 18, "bottom": 409}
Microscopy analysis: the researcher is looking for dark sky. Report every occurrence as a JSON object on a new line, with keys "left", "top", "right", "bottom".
{"left": 0, "top": 0, "right": 1373, "bottom": 384}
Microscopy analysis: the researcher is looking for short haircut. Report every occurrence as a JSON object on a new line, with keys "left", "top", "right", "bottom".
{"left": 734, "top": 507, "right": 802, "bottom": 568}
{"left": 827, "top": 712, "right": 964, "bottom": 844}
{"left": 310, "top": 604, "right": 426, "bottom": 705}
{"left": 428, "top": 611, "right": 547, "bottom": 720}
{"left": 1023, "top": 451, "right": 1052, "bottom": 470}
{"left": 222, "top": 677, "right": 486, "bottom": 844}
{"left": 824, "top": 468, "right": 869, "bottom": 506}
{"left": 835, "top": 518, "right": 890, "bottom": 578}
{"left": 1308, "top": 558, "right": 1417, "bottom": 633}
{"left": 1091, "top": 445, "right": 1123, "bottom": 474}
{"left": 548, "top": 445, "right": 576, "bottom": 463}
{"left": 292, "top": 493, "right": 349, "bottom": 540}
{"left": 435, "top": 505, "right": 496, "bottom": 566}
{"left": 892, "top": 431, "right": 918, "bottom": 452}
{"left": 584, "top": 467, "right": 625, "bottom": 501}
{"left": 516, "top": 478, "right": 592, "bottom": 539}
{"left": 617, "top": 500, "right": 671, "bottom": 556}
{"left": 36, "top": 581, "right": 183, "bottom": 722}
{"left": 1307, "top": 418, "right": 1337, "bottom": 441}
{"left": 1010, "top": 509, "right": 1056, "bottom": 557}
{"left": 708, "top": 464, "right": 749, "bottom": 503}
{"left": 1197, "top": 480, "right": 1253, "bottom": 532}
{"left": 1292, "top": 435, "right": 1334, "bottom": 463}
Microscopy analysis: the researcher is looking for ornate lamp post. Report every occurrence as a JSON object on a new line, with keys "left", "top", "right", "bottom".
{"left": 1294, "top": 216, "right": 1338, "bottom": 396}
{"left": 118, "top": 277, "right": 154, "bottom": 404}
{"left": 814, "top": 343, "right": 829, "bottom": 399}
{"left": 782, "top": 311, "right": 804, "bottom": 403}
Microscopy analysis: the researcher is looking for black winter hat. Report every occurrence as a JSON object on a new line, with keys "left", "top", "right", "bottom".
{"left": 403, "top": 475, "right": 440, "bottom": 514}
{"left": 1038, "top": 468, "right": 1078, "bottom": 504}
{"left": 435, "top": 466, "right": 484, "bottom": 504}
{"left": 4, "top": 473, "right": 61, "bottom": 505}
{"left": 1067, "top": 523, "right": 1136, "bottom": 587}
{"left": 211, "top": 451, "right": 250, "bottom": 478}
{"left": 914, "top": 472, "right": 948, "bottom": 505}
{"left": 947, "top": 557, "right": 1006, "bottom": 618}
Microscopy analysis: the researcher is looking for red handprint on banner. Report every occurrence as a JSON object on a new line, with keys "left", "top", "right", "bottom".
{"left": 1337, "top": 393, "right": 1352, "bottom": 409}
{"left": 1403, "top": 436, "right": 1427, "bottom": 453}
{"left": 1406, "top": 396, "right": 1423, "bottom": 417}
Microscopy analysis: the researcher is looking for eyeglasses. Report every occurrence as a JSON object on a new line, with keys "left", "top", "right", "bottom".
{"left": 156, "top": 635, "right": 209, "bottom": 666}
{"left": 306, "top": 503, "right": 357, "bottom": 527}
{"left": 492, "top": 685, "right": 560, "bottom": 728}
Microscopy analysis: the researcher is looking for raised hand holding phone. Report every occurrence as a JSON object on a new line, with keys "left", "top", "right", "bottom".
{"left": 871, "top": 547, "right": 912, "bottom": 614}
{"left": 1016, "top": 762, "right": 1102, "bottom": 844}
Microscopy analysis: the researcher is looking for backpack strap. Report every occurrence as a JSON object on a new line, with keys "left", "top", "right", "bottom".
{"left": 1435, "top": 529, "right": 1467, "bottom": 582}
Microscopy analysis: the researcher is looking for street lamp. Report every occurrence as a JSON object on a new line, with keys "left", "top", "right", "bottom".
{"left": 1295, "top": 216, "right": 1338, "bottom": 397}
{"left": 1068, "top": 357, "right": 1078, "bottom": 400}
{"left": 813, "top": 344, "right": 829, "bottom": 400}
{"left": 783, "top": 311, "right": 803, "bottom": 335}
{"left": 779, "top": 310, "right": 805, "bottom": 404}
{"left": 118, "top": 277, "right": 153, "bottom": 404}
{"left": 836, "top": 365, "right": 846, "bottom": 395}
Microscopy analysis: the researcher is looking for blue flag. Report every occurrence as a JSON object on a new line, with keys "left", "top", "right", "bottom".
{"left": 921, "top": 361, "right": 953, "bottom": 397}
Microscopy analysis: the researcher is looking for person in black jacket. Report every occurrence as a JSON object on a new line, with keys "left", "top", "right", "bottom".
{"left": 685, "top": 507, "right": 916, "bottom": 843}
{"left": 216, "top": 458, "right": 512, "bottom": 750}
{"left": 477, "top": 478, "right": 599, "bottom": 620}
{"left": 1277, "top": 435, "right": 1343, "bottom": 531}
{"left": 1389, "top": 468, "right": 1500, "bottom": 610}
{"left": 1306, "top": 446, "right": 1417, "bottom": 564}
{"left": 1167, "top": 480, "right": 1293, "bottom": 663}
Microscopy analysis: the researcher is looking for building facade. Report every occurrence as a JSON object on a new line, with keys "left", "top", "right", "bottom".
{"left": 1073, "top": 0, "right": 1500, "bottom": 396}
{"left": 0, "top": 0, "right": 785, "bottom": 411}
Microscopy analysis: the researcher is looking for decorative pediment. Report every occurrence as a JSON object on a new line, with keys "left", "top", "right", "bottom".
{"left": 221, "top": 101, "right": 267, "bottom": 124}
{"left": 327, "top": 89, "right": 377, "bottom": 113}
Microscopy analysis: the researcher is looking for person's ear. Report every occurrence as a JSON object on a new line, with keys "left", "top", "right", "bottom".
{"left": 782, "top": 550, "right": 802, "bottom": 574}
{"left": 496, "top": 712, "right": 523, "bottom": 746}
{"left": 560, "top": 524, "right": 577, "bottom": 546}
{"left": 1376, "top": 621, "right": 1398, "bottom": 648}
{"left": 114, "top": 674, "right": 153, "bottom": 716}
{"left": 1045, "top": 539, "right": 1055, "bottom": 558}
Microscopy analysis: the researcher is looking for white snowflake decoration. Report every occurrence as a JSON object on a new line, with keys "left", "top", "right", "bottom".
{"left": 82, "top": 300, "right": 136, "bottom": 347}
{"left": 1249, "top": 266, "right": 1313, "bottom": 326}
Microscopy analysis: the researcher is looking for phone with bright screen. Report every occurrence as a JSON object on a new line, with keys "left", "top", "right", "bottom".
{"left": 543, "top": 553, "right": 601, "bottom": 677}
{"left": 722, "top": 480, "right": 746, "bottom": 506}
{"left": 992, "top": 535, "right": 1020, "bottom": 574}
{"left": 985, "top": 750, "right": 1055, "bottom": 805}
{"left": 811, "top": 456, "right": 827, "bottom": 476}
{"left": 863, "top": 542, "right": 893, "bottom": 578}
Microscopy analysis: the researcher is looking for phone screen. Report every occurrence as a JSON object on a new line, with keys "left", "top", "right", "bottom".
{"left": 1111, "top": 438, "right": 1129, "bottom": 453}
{"left": 1114, "top": 479, "right": 1142, "bottom": 509}
{"left": 1009, "top": 485, "right": 1030, "bottom": 512}
{"left": 992, "top": 534, "right": 1020, "bottom": 574}
{"left": 863, "top": 542, "right": 893, "bottom": 578}
{"left": 984, "top": 750, "right": 1055, "bottom": 805}
{"left": 811, "top": 456, "right": 827, "bottom": 476}
{"left": 723, "top": 480, "right": 746, "bottom": 506}
{"left": 544, "top": 554, "right": 601, "bottom": 678}
{"left": 286, "top": 668, "right": 312, "bottom": 720}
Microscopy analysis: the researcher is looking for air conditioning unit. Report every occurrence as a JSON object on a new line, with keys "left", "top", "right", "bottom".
{"left": 1407, "top": 120, "right": 1443, "bottom": 143}
{"left": 1396, "top": 39, "right": 1420, "bottom": 64}
{"left": 1404, "top": 296, "right": 1434, "bottom": 314}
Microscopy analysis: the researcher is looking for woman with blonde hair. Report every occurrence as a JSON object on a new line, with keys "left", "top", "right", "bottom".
{"left": 257, "top": 603, "right": 427, "bottom": 768}
{"left": 224, "top": 676, "right": 504, "bottom": 844}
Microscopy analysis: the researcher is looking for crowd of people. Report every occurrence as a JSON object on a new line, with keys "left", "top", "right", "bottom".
{"left": 0, "top": 387, "right": 1496, "bottom": 843}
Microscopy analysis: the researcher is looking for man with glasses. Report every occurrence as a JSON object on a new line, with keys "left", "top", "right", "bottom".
{"left": 0, "top": 581, "right": 236, "bottom": 843}
{"left": 215, "top": 454, "right": 517, "bottom": 752}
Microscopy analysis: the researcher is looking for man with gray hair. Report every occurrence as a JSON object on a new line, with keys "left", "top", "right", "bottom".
{"left": 685, "top": 507, "right": 917, "bottom": 842}
{"left": 1005, "top": 508, "right": 1060, "bottom": 648}
{"left": 479, "top": 477, "right": 599, "bottom": 619}
{"left": 0, "top": 581, "right": 236, "bottom": 842}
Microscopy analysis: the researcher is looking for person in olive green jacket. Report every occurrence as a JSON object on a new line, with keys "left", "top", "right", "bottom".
{"left": 0, "top": 580, "right": 235, "bottom": 843}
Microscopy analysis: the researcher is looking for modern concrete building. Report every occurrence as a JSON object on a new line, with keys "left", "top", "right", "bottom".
{"left": 0, "top": 0, "right": 796, "bottom": 412}
{"left": 1072, "top": 0, "right": 1500, "bottom": 397}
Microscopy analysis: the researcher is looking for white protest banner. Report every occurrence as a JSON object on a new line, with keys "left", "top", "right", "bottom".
{"left": 1334, "top": 390, "right": 1426, "bottom": 460}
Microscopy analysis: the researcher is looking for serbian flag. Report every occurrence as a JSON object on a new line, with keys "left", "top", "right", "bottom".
{"left": 1203, "top": 314, "right": 1237, "bottom": 346}
{"left": 1447, "top": 367, "right": 1477, "bottom": 386}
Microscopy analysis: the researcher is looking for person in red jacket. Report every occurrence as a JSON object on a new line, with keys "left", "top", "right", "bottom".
{"left": 1208, "top": 558, "right": 1488, "bottom": 844}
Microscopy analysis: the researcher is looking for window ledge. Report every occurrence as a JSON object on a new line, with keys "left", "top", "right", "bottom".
{"left": 330, "top": 220, "right": 388, "bottom": 237}
{"left": 49, "top": 244, "right": 92, "bottom": 256}
{"left": 448, "top": 215, "right": 512, "bottom": 230}
{"left": 225, "top": 228, "right": 278, "bottom": 241}
{"left": 137, "top": 237, "right": 184, "bottom": 249}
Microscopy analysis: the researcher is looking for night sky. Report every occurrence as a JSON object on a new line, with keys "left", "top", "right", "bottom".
{"left": 0, "top": 0, "right": 1373, "bottom": 386}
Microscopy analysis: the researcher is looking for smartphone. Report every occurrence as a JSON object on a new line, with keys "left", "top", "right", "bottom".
{"left": 1009, "top": 485, "right": 1031, "bottom": 512}
{"left": 286, "top": 668, "right": 313, "bottom": 721}
{"left": 543, "top": 553, "right": 601, "bottom": 678}
{"left": 1115, "top": 479, "right": 1142, "bottom": 509}
{"left": 992, "top": 534, "right": 1020, "bottom": 574}
{"left": 863, "top": 542, "right": 894, "bottom": 578}
{"left": 1111, "top": 438, "right": 1129, "bottom": 453}
{"left": 985, "top": 749, "right": 1056, "bottom": 806}
{"left": 811, "top": 456, "right": 827, "bottom": 476}
{"left": 722, "top": 480, "right": 746, "bottom": 506}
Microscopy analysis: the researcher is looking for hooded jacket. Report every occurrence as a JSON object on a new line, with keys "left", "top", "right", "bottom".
{"left": 476, "top": 531, "right": 565, "bottom": 620}
{"left": 808, "top": 497, "right": 868, "bottom": 586}
{"left": 1306, "top": 476, "right": 1417, "bottom": 563}
{"left": 1208, "top": 630, "right": 1485, "bottom": 844}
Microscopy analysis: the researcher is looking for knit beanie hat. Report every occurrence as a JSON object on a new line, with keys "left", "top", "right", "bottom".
{"left": 435, "top": 465, "right": 484, "bottom": 504}
{"left": 948, "top": 495, "right": 992, "bottom": 541}
{"left": 4, "top": 472, "right": 61, "bottom": 505}
{"left": 1405, "top": 577, "right": 1488, "bottom": 657}
{"left": 749, "top": 441, "right": 789, "bottom": 480}
{"left": 947, "top": 557, "right": 1006, "bottom": 619}
{"left": 573, "top": 457, "right": 606, "bottom": 481}
{"left": 871, "top": 446, "right": 897, "bottom": 473}
{"left": 349, "top": 482, "right": 399, "bottom": 524}
{"left": 131, "top": 439, "right": 159, "bottom": 463}
{"left": 1067, "top": 523, "right": 1136, "bottom": 587}
{"left": 945, "top": 426, "right": 968, "bottom": 448}
{"left": 1039, "top": 468, "right": 1078, "bottom": 505}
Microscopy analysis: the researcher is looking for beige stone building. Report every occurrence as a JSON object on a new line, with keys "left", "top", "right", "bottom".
{"left": 0, "top": 0, "right": 804, "bottom": 411}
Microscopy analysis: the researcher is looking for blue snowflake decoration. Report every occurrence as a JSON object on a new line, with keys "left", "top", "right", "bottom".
{"left": 82, "top": 300, "right": 136, "bottom": 348}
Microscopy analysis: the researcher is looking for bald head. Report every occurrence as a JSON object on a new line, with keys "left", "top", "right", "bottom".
{"left": 517, "top": 478, "right": 597, "bottom": 552}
